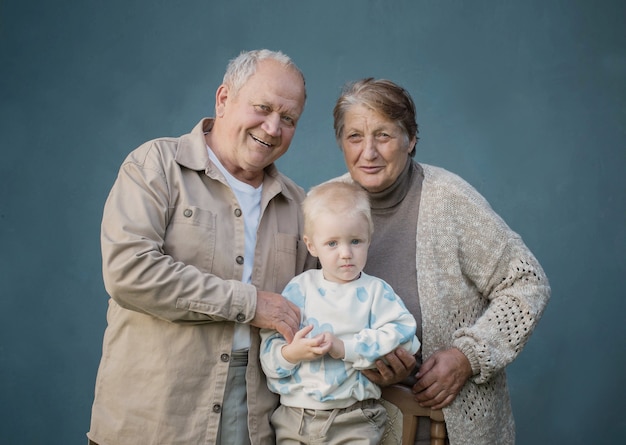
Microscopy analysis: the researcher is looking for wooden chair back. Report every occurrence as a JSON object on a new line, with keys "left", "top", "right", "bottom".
{"left": 380, "top": 384, "right": 447, "bottom": 445}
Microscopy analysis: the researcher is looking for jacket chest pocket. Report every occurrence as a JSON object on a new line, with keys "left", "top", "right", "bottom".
{"left": 272, "top": 233, "right": 302, "bottom": 292}
{"left": 164, "top": 206, "right": 216, "bottom": 272}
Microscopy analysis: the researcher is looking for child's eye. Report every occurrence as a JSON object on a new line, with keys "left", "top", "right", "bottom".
{"left": 351, "top": 239, "right": 361, "bottom": 245}
{"left": 327, "top": 241, "right": 337, "bottom": 247}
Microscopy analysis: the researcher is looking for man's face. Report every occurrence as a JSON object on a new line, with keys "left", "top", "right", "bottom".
{"left": 213, "top": 59, "right": 305, "bottom": 185}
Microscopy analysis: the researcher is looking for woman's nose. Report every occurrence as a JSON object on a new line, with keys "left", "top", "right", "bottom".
{"left": 362, "top": 137, "right": 378, "bottom": 160}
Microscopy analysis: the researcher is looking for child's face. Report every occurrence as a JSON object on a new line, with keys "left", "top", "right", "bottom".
{"left": 304, "top": 212, "right": 370, "bottom": 284}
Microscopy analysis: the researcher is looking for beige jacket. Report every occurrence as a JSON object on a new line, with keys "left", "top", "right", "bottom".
{"left": 88, "top": 118, "right": 314, "bottom": 445}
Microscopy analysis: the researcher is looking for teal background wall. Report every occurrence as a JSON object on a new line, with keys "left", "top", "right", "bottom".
{"left": 1, "top": 1, "right": 624, "bottom": 443}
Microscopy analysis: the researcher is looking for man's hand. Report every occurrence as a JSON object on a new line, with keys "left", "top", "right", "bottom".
{"left": 251, "top": 291, "right": 301, "bottom": 342}
{"left": 412, "top": 348, "right": 473, "bottom": 410}
{"left": 361, "top": 347, "right": 417, "bottom": 387}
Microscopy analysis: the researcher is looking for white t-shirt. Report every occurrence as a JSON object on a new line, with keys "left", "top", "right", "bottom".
{"left": 207, "top": 147, "right": 262, "bottom": 351}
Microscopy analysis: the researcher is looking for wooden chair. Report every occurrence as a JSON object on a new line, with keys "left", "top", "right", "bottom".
{"left": 380, "top": 384, "right": 447, "bottom": 445}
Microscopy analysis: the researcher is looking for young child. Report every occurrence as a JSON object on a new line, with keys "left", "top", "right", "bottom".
{"left": 260, "top": 181, "right": 420, "bottom": 445}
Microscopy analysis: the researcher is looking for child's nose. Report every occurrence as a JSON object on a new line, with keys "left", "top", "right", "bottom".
{"left": 340, "top": 246, "right": 352, "bottom": 258}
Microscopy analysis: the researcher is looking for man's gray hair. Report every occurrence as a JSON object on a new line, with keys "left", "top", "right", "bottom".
{"left": 223, "top": 49, "right": 306, "bottom": 98}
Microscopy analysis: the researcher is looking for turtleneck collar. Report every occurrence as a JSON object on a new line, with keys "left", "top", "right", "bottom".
{"left": 368, "top": 157, "right": 415, "bottom": 210}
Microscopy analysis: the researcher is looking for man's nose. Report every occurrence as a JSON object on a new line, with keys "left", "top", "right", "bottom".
{"left": 262, "top": 113, "right": 282, "bottom": 137}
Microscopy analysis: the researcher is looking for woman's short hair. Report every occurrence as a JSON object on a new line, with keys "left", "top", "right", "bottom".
{"left": 223, "top": 49, "right": 306, "bottom": 98}
{"left": 302, "top": 181, "right": 373, "bottom": 239}
{"left": 333, "top": 78, "right": 419, "bottom": 156}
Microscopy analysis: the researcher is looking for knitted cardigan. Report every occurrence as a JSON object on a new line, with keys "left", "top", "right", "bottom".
{"left": 340, "top": 163, "right": 550, "bottom": 444}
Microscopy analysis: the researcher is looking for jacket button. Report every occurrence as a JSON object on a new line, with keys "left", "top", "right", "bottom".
{"left": 236, "top": 256, "right": 244, "bottom": 265}
{"left": 234, "top": 208, "right": 242, "bottom": 217}
{"left": 220, "top": 353, "right": 230, "bottom": 362}
{"left": 236, "top": 313, "right": 246, "bottom": 322}
{"left": 212, "top": 404, "right": 222, "bottom": 413}
{"left": 183, "top": 209, "right": 193, "bottom": 217}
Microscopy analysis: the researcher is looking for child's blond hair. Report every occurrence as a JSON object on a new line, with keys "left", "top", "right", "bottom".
{"left": 302, "top": 181, "right": 373, "bottom": 239}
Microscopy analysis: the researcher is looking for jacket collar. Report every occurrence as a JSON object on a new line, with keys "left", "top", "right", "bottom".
{"left": 174, "top": 118, "right": 213, "bottom": 171}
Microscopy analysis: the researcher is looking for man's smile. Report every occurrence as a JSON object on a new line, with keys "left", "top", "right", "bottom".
{"left": 251, "top": 133, "right": 274, "bottom": 148}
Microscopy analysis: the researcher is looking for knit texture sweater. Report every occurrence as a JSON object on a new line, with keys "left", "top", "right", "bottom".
{"left": 337, "top": 163, "right": 550, "bottom": 444}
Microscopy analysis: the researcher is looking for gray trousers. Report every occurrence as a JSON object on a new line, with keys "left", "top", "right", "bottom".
{"left": 217, "top": 350, "right": 251, "bottom": 445}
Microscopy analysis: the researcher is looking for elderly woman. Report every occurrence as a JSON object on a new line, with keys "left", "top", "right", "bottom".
{"left": 331, "top": 78, "right": 550, "bottom": 445}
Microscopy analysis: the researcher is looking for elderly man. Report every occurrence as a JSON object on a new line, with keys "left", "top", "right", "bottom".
{"left": 88, "top": 49, "right": 315, "bottom": 445}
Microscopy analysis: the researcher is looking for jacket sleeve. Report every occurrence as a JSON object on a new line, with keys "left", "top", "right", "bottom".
{"left": 101, "top": 142, "right": 257, "bottom": 324}
{"left": 343, "top": 283, "right": 421, "bottom": 370}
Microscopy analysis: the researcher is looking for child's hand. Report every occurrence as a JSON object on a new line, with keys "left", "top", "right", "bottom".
{"left": 321, "top": 332, "right": 345, "bottom": 360}
{"left": 281, "top": 325, "right": 332, "bottom": 364}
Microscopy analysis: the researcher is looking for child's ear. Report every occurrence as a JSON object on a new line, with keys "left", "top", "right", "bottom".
{"left": 303, "top": 235, "right": 317, "bottom": 257}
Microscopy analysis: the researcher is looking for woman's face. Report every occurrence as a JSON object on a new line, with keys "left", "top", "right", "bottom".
{"left": 340, "top": 104, "right": 415, "bottom": 193}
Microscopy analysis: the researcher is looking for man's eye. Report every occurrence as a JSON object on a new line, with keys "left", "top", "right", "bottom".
{"left": 282, "top": 115, "right": 295, "bottom": 126}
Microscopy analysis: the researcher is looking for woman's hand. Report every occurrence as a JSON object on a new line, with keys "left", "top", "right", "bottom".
{"left": 361, "top": 347, "right": 417, "bottom": 386}
{"left": 412, "top": 348, "right": 473, "bottom": 410}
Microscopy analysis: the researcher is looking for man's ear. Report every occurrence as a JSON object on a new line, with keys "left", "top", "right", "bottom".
{"left": 303, "top": 235, "right": 317, "bottom": 257}
{"left": 215, "top": 84, "right": 229, "bottom": 118}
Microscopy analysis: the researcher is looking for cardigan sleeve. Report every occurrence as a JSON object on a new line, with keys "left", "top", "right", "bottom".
{"left": 452, "top": 235, "right": 550, "bottom": 383}
{"left": 419, "top": 165, "right": 550, "bottom": 384}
